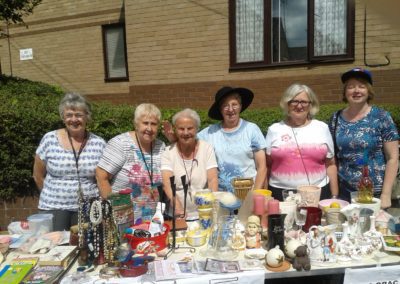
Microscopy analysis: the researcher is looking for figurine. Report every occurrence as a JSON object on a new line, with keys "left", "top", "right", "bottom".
{"left": 292, "top": 245, "right": 311, "bottom": 271}
{"left": 245, "top": 215, "right": 262, "bottom": 249}
{"left": 231, "top": 219, "right": 246, "bottom": 251}
{"left": 306, "top": 226, "right": 324, "bottom": 262}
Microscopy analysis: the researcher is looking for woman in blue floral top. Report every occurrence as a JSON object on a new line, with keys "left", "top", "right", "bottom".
{"left": 328, "top": 68, "right": 399, "bottom": 208}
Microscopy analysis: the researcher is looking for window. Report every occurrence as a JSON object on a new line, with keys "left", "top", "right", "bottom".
{"left": 229, "top": 0, "right": 355, "bottom": 69}
{"left": 102, "top": 23, "right": 129, "bottom": 81}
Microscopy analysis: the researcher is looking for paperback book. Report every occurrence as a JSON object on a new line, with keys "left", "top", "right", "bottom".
{"left": 39, "top": 245, "right": 77, "bottom": 268}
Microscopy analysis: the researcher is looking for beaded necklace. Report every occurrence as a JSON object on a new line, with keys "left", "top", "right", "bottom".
{"left": 177, "top": 141, "right": 198, "bottom": 190}
{"left": 102, "top": 200, "right": 119, "bottom": 263}
{"left": 66, "top": 129, "right": 89, "bottom": 249}
{"left": 89, "top": 199, "right": 103, "bottom": 258}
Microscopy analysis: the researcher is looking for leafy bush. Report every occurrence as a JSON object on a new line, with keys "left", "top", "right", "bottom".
{"left": 0, "top": 75, "right": 399, "bottom": 200}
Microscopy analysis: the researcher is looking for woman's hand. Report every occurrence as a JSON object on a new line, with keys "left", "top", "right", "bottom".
{"left": 96, "top": 167, "right": 114, "bottom": 199}
{"left": 162, "top": 120, "right": 177, "bottom": 143}
{"left": 174, "top": 198, "right": 185, "bottom": 218}
{"left": 380, "top": 192, "right": 392, "bottom": 209}
{"left": 33, "top": 154, "right": 46, "bottom": 191}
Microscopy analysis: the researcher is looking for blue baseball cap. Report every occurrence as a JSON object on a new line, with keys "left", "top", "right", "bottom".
{"left": 341, "top": 68, "right": 373, "bottom": 85}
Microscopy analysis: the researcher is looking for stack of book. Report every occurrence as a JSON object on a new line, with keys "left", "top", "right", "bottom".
{"left": 0, "top": 257, "right": 39, "bottom": 284}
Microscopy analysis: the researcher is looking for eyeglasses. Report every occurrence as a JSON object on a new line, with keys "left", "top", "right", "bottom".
{"left": 288, "top": 100, "right": 311, "bottom": 107}
{"left": 64, "top": 112, "right": 86, "bottom": 119}
{"left": 221, "top": 104, "right": 241, "bottom": 111}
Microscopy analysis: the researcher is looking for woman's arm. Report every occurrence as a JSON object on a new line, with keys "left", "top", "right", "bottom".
{"left": 33, "top": 154, "right": 46, "bottom": 190}
{"left": 207, "top": 167, "right": 218, "bottom": 192}
{"left": 161, "top": 170, "right": 184, "bottom": 216}
{"left": 380, "top": 140, "right": 399, "bottom": 209}
{"left": 254, "top": 149, "right": 267, "bottom": 189}
{"left": 265, "top": 154, "right": 272, "bottom": 188}
{"left": 326, "top": 157, "right": 339, "bottom": 197}
{"left": 96, "top": 167, "right": 114, "bottom": 199}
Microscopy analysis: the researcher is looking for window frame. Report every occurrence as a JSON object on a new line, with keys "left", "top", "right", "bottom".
{"left": 229, "top": 0, "right": 355, "bottom": 70}
{"left": 102, "top": 23, "right": 129, "bottom": 82}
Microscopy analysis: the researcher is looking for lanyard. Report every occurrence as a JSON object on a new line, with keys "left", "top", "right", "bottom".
{"left": 178, "top": 141, "right": 198, "bottom": 190}
{"left": 67, "top": 129, "right": 88, "bottom": 199}
{"left": 135, "top": 132, "right": 153, "bottom": 187}
{"left": 67, "top": 130, "right": 88, "bottom": 171}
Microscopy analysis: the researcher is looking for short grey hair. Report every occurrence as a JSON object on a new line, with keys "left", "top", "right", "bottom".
{"left": 280, "top": 84, "right": 320, "bottom": 118}
{"left": 134, "top": 103, "right": 161, "bottom": 125}
{"left": 59, "top": 93, "right": 92, "bottom": 121}
{"left": 172, "top": 108, "right": 201, "bottom": 130}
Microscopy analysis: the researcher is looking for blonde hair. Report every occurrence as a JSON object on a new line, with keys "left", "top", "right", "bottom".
{"left": 133, "top": 103, "right": 161, "bottom": 125}
{"left": 280, "top": 84, "right": 320, "bottom": 118}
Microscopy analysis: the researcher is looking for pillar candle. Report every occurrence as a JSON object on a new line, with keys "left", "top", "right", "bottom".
{"left": 253, "top": 194, "right": 265, "bottom": 215}
{"left": 268, "top": 199, "right": 280, "bottom": 215}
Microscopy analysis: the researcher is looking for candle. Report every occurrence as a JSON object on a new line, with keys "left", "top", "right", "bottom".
{"left": 268, "top": 199, "right": 280, "bottom": 215}
{"left": 253, "top": 194, "right": 265, "bottom": 215}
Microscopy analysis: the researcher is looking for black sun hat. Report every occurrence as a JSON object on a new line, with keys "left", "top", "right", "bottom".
{"left": 208, "top": 86, "right": 254, "bottom": 120}
{"left": 341, "top": 67, "right": 373, "bottom": 85}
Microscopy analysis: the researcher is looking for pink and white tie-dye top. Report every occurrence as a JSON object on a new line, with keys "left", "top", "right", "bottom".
{"left": 265, "top": 119, "right": 334, "bottom": 189}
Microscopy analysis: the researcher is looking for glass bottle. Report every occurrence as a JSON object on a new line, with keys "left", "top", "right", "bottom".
{"left": 357, "top": 164, "right": 373, "bottom": 203}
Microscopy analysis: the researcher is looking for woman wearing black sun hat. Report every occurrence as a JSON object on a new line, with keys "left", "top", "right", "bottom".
{"left": 197, "top": 86, "right": 267, "bottom": 193}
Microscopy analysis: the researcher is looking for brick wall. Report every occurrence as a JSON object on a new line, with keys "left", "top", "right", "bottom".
{"left": 0, "top": 197, "right": 39, "bottom": 231}
{"left": 0, "top": 0, "right": 398, "bottom": 104}
{"left": 0, "top": 0, "right": 129, "bottom": 95}
{"left": 90, "top": 68, "right": 400, "bottom": 108}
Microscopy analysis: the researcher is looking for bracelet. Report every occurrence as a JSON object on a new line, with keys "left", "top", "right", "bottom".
{"left": 99, "top": 266, "right": 120, "bottom": 279}
{"left": 331, "top": 195, "right": 338, "bottom": 199}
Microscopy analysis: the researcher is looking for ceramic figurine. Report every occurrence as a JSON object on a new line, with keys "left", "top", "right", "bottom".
{"left": 231, "top": 219, "right": 246, "bottom": 251}
{"left": 306, "top": 226, "right": 324, "bottom": 263}
{"left": 340, "top": 203, "right": 361, "bottom": 238}
{"left": 245, "top": 215, "right": 262, "bottom": 249}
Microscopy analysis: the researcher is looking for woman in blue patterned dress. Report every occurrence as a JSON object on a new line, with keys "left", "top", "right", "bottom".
{"left": 96, "top": 103, "right": 165, "bottom": 224}
{"left": 33, "top": 93, "right": 106, "bottom": 231}
{"left": 328, "top": 68, "right": 399, "bottom": 208}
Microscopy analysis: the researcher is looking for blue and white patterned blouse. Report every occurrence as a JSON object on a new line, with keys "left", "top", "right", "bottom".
{"left": 36, "top": 130, "right": 106, "bottom": 211}
{"left": 328, "top": 106, "right": 399, "bottom": 195}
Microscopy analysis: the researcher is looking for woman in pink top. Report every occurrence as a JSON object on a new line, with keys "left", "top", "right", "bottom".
{"left": 265, "top": 84, "right": 339, "bottom": 201}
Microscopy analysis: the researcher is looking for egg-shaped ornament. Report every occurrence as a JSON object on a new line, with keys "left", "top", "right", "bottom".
{"left": 266, "top": 245, "right": 285, "bottom": 268}
{"left": 285, "top": 238, "right": 303, "bottom": 259}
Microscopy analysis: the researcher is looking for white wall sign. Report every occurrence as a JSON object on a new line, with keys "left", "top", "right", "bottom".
{"left": 20, "top": 48, "right": 33, "bottom": 60}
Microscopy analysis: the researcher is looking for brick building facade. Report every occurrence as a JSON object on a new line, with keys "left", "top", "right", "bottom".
{"left": 0, "top": 0, "right": 399, "bottom": 228}
{"left": 0, "top": 0, "right": 399, "bottom": 108}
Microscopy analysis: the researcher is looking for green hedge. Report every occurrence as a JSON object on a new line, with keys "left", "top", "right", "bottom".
{"left": 0, "top": 75, "right": 399, "bottom": 200}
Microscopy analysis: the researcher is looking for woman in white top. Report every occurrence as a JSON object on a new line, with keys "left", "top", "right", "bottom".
{"left": 161, "top": 108, "right": 218, "bottom": 219}
{"left": 33, "top": 93, "right": 106, "bottom": 231}
{"left": 265, "top": 84, "right": 339, "bottom": 201}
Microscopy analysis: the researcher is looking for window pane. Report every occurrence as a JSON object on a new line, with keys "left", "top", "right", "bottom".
{"left": 271, "top": 0, "right": 307, "bottom": 63}
{"left": 236, "top": 0, "right": 264, "bottom": 63}
{"left": 314, "top": 0, "right": 347, "bottom": 56}
{"left": 105, "top": 26, "right": 127, "bottom": 78}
